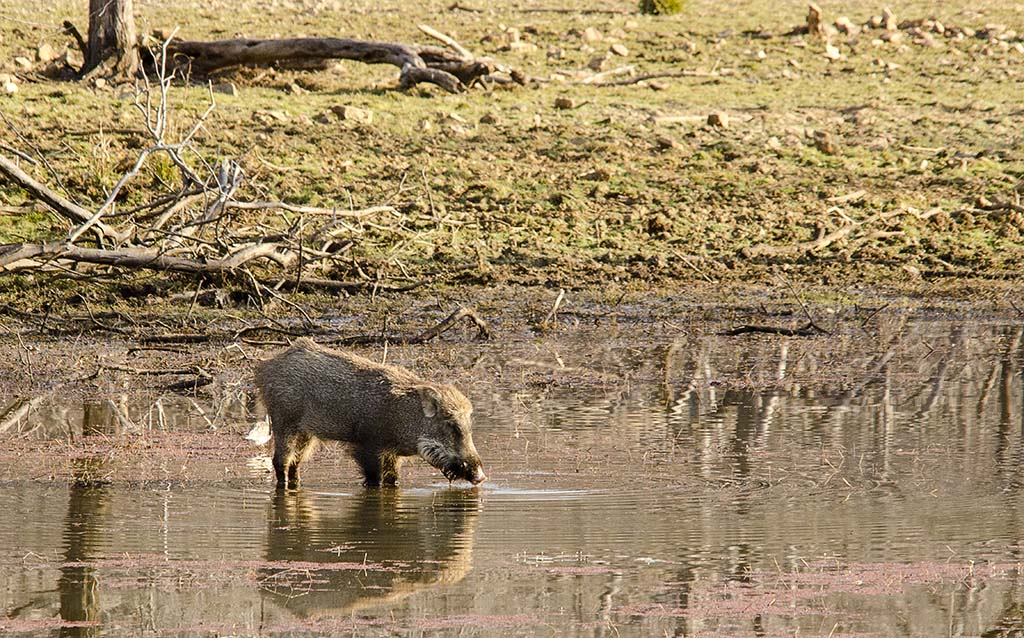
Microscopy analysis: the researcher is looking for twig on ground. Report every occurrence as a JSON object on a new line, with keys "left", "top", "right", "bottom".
{"left": 328, "top": 306, "right": 490, "bottom": 345}
{"left": 418, "top": 24, "right": 472, "bottom": 59}
{"left": 0, "top": 143, "right": 38, "bottom": 165}
{"left": 777, "top": 273, "right": 830, "bottom": 335}
{"left": 860, "top": 302, "right": 892, "bottom": 327}
{"left": 542, "top": 289, "right": 566, "bottom": 325}
{"left": 0, "top": 394, "right": 47, "bottom": 435}
{"left": 721, "top": 322, "right": 827, "bottom": 337}
{"left": 587, "top": 68, "right": 723, "bottom": 86}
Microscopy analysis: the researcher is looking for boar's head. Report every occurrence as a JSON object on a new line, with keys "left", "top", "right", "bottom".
{"left": 414, "top": 385, "right": 486, "bottom": 485}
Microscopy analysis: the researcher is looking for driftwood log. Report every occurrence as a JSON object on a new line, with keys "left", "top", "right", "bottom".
{"left": 162, "top": 36, "right": 515, "bottom": 93}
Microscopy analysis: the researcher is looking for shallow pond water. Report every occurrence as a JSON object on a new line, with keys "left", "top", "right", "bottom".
{"left": 1, "top": 317, "right": 1023, "bottom": 636}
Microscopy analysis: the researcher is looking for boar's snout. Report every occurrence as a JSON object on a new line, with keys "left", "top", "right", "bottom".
{"left": 444, "top": 457, "right": 487, "bottom": 485}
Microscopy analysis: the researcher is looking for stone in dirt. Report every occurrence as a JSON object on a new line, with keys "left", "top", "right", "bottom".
{"left": 707, "top": 111, "right": 729, "bottom": 128}
{"left": 867, "top": 136, "right": 891, "bottom": 151}
{"left": 554, "top": 96, "right": 579, "bottom": 110}
{"left": 610, "top": 43, "right": 629, "bottom": 57}
{"left": 212, "top": 82, "right": 237, "bottom": 96}
{"left": 507, "top": 41, "right": 539, "bottom": 53}
{"left": 813, "top": 130, "right": 838, "bottom": 154}
{"left": 254, "top": 110, "right": 289, "bottom": 124}
{"left": 835, "top": 16, "right": 859, "bottom": 36}
{"left": 582, "top": 27, "right": 603, "bottom": 42}
{"left": 14, "top": 56, "right": 31, "bottom": 70}
{"left": 332, "top": 105, "right": 373, "bottom": 124}
{"left": 882, "top": 7, "right": 897, "bottom": 31}
{"left": 655, "top": 135, "right": 679, "bottom": 150}
{"left": 36, "top": 43, "right": 56, "bottom": 63}
{"left": 580, "top": 167, "right": 611, "bottom": 181}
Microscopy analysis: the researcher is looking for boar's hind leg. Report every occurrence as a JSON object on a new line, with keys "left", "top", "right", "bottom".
{"left": 289, "top": 433, "right": 318, "bottom": 486}
{"left": 280, "top": 434, "right": 315, "bottom": 489}
{"left": 272, "top": 435, "right": 293, "bottom": 488}
{"left": 273, "top": 431, "right": 315, "bottom": 489}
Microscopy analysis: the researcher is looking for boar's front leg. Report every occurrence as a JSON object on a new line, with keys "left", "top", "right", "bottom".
{"left": 353, "top": 447, "right": 382, "bottom": 486}
{"left": 353, "top": 447, "right": 401, "bottom": 487}
{"left": 380, "top": 453, "right": 403, "bottom": 487}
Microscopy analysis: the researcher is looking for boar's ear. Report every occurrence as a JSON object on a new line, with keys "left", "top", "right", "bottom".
{"left": 418, "top": 386, "right": 441, "bottom": 418}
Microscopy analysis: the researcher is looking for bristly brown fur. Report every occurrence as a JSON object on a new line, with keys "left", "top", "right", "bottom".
{"left": 256, "top": 338, "right": 485, "bottom": 488}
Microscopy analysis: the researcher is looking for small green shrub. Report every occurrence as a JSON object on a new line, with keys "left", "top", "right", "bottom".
{"left": 639, "top": 0, "right": 684, "bottom": 15}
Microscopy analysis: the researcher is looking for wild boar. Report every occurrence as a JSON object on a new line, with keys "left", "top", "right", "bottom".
{"left": 255, "top": 338, "right": 486, "bottom": 488}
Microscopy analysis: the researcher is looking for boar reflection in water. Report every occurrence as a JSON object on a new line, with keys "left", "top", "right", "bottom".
{"left": 256, "top": 338, "right": 486, "bottom": 487}
{"left": 260, "top": 489, "right": 480, "bottom": 617}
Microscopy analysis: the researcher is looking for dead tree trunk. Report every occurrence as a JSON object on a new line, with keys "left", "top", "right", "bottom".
{"left": 82, "top": 0, "right": 138, "bottom": 79}
{"left": 163, "top": 37, "right": 508, "bottom": 93}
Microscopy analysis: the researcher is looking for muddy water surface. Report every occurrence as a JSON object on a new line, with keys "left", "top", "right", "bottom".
{"left": 1, "top": 316, "right": 1023, "bottom": 637}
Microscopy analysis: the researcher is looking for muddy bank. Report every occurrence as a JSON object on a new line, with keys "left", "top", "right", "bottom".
{"left": 3, "top": 1, "right": 1024, "bottom": 300}
{"left": 0, "top": 280, "right": 1018, "bottom": 398}
{"left": 0, "top": 282, "right": 1020, "bottom": 488}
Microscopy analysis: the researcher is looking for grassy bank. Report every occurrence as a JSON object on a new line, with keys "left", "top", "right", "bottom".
{"left": 0, "top": 0, "right": 1021, "bottom": 305}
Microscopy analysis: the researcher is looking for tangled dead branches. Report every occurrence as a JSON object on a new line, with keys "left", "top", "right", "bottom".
{"left": 0, "top": 37, "right": 403, "bottom": 300}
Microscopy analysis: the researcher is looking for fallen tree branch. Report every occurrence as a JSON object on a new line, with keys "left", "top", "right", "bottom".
{"left": 720, "top": 321, "right": 827, "bottom": 337}
{"left": 0, "top": 152, "right": 123, "bottom": 242}
{"left": 741, "top": 210, "right": 905, "bottom": 260}
{"left": 0, "top": 394, "right": 48, "bottom": 435}
{"left": 587, "top": 68, "right": 723, "bottom": 86}
{"left": 418, "top": 24, "right": 472, "bottom": 59}
{"left": 163, "top": 36, "right": 510, "bottom": 93}
{"left": 0, "top": 240, "right": 292, "bottom": 274}
{"left": 0, "top": 39, "right": 451, "bottom": 300}
{"left": 328, "top": 306, "right": 490, "bottom": 345}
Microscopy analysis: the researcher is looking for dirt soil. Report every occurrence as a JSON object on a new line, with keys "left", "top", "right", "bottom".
{"left": 0, "top": 0, "right": 1022, "bottom": 486}
{"left": 0, "top": 0, "right": 1022, "bottom": 302}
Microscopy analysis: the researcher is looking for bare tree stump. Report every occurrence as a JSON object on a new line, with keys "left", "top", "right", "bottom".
{"left": 83, "top": 0, "right": 138, "bottom": 79}
{"left": 806, "top": 3, "right": 826, "bottom": 38}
